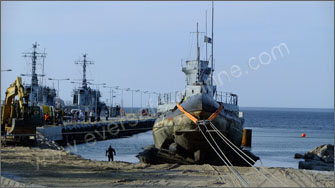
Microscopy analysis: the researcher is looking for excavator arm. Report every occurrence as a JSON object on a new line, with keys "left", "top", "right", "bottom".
{"left": 1, "top": 77, "right": 31, "bottom": 134}
{"left": 1, "top": 77, "right": 42, "bottom": 146}
{"left": 1, "top": 77, "right": 24, "bottom": 125}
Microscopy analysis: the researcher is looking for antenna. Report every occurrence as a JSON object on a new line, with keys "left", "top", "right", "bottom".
{"left": 196, "top": 22, "right": 201, "bottom": 83}
{"left": 41, "top": 48, "right": 46, "bottom": 87}
{"left": 205, "top": 10, "right": 208, "bottom": 61}
{"left": 196, "top": 22, "right": 200, "bottom": 62}
{"left": 211, "top": 1, "right": 214, "bottom": 85}
{"left": 191, "top": 23, "right": 205, "bottom": 83}
{"left": 75, "top": 53, "right": 94, "bottom": 89}
{"left": 191, "top": 23, "right": 204, "bottom": 61}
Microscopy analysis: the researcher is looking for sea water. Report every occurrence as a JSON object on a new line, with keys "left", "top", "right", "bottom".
{"left": 65, "top": 108, "right": 334, "bottom": 168}
{"left": 244, "top": 108, "right": 334, "bottom": 168}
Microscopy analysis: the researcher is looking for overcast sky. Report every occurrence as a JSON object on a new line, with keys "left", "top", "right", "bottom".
{"left": 1, "top": 1, "right": 333, "bottom": 108}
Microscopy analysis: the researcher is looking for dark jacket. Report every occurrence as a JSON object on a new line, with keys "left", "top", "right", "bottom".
{"left": 106, "top": 147, "right": 116, "bottom": 156}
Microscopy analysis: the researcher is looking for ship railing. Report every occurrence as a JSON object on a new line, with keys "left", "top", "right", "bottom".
{"left": 215, "top": 91, "right": 238, "bottom": 105}
{"left": 158, "top": 91, "right": 184, "bottom": 105}
{"left": 158, "top": 91, "right": 238, "bottom": 106}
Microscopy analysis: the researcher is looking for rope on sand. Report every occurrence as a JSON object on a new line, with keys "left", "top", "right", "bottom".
{"left": 207, "top": 121, "right": 289, "bottom": 187}
{"left": 198, "top": 121, "right": 250, "bottom": 187}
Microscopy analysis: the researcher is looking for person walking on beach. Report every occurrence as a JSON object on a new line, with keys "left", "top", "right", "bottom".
{"left": 106, "top": 145, "right": 116, "bottom": 162}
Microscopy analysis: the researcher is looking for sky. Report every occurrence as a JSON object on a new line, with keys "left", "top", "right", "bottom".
{"left": 1, "top": 1, "right": 334, "bottom": 108}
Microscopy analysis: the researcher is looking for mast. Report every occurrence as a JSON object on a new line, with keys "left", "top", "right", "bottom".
{"left": 75, "top": 53, "right": 94, "bottom": 89}
{"left": 22, "top": 42, "right": 46, "bottom": 87}
{"left": 31, "top": 42, "right": 38, "bottom": 87}
{"left": 196, "top": 22, "right": 201, "bottom": 83}
{"left": 189, "top": 23, "right": 205, "bottom": 84}
{"left": 82, "top": 54, "right": 87, "bottom": 88}
{"left": 22, "top": 42, "right": 46, "bottom": 105}
{"left": 196, "top": 22, "right": 200, "bottom": 62}
{"left": 205, "top": 10, "right": 208, "bottom": 61}
{"left": 41, "top": 48, "right": 46, "bottom": 87}
{"left": 211, "top": 1, "right": 214, "bottom": 85}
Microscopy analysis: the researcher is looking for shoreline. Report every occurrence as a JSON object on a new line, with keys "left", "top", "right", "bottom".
{"left": 1, "top": 146, "right": 334, "bottom": 187}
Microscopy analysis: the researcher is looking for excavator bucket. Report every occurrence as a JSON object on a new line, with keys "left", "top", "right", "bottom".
{"left": 7, "top": 118, "right": 36, "bottom": 136}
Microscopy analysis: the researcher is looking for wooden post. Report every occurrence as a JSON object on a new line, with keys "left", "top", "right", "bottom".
{"left": 242, "top": 129, "right": 252, "bottom": 147}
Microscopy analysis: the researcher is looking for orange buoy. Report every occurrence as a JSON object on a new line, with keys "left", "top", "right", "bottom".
{"left": 301, "top": 133, "right": 306, "bottom": 138}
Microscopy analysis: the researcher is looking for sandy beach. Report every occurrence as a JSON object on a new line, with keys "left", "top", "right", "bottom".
{"left": 1, "top": 146, "right": 334, "bottom": 187}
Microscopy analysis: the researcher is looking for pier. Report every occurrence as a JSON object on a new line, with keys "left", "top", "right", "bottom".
{"left": 0, "top": 42, "right": 159, "bottom": 147}
{"left": 38, "top": 117, "right": 156, "bottom": 146}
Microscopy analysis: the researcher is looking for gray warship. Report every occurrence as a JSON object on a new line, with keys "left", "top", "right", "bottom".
{"left": 70, "top": 54, "right": 107, "bottom": 118}
{"left": 21, "top": 42, "right": 57, "bottom": 107}
{"left": 138, "top": 21, "right": 258, "bottom": 165}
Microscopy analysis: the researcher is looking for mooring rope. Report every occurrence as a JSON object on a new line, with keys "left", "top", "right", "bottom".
{"left": 207, "top": 121, "right": 289, "bottom": 187}
{"left": 199, "top": 127, "right": 246, "bottom": 186}
{"left": 205, "top": 122, "right": 278, "bottom": 186}
{"left": 207, "top": 164, "right": 229, "bottom": 185}
{"left": 198, "top": 122, "right": 250, "bottom": 187}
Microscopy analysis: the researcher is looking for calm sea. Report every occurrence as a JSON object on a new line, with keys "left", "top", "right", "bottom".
{"left": 65, "top": 108, "right": 334, "bottom": 168}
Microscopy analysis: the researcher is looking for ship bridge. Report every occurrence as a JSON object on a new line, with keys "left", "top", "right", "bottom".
{"left": 182, "top": 23, "right": 216, "bottom": 98}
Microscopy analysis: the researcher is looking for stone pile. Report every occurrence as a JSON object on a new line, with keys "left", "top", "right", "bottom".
{"left": 36, "top": 131, "right": 64, "bottom": 151}
{"left": 295, "top": 144, "right": 334, "bottom": 171}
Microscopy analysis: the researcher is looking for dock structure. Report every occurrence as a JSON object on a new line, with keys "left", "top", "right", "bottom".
{"left": 38, "top": 116, "right": 156, "bottom": 146}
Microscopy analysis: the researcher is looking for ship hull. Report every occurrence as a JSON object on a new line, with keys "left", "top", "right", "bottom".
{"left": 153, "top": 93, "right": 244, "bottom": 162}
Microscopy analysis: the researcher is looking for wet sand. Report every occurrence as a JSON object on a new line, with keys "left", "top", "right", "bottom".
{"left": 1, "top": 146, "right": 334, "bottom": 187}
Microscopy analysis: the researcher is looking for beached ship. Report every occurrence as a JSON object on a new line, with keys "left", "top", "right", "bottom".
{"left": 138, "top": 17, "right": 258, "bottom": 166}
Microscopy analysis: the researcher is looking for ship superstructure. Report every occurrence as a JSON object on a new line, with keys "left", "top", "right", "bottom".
{"left": 21, "top": 42, "right": 57, "bottom": 107}
{"left": 72, "top": 54, "right": 105, "bottom": 115}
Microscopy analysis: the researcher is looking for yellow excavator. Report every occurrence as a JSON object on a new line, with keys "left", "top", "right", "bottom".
{"left": 1, "top": 77, "right": 44, "bottom": 145}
